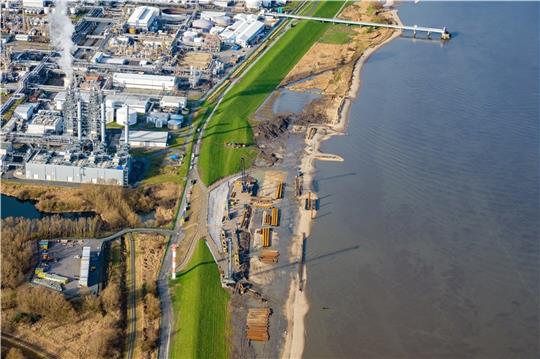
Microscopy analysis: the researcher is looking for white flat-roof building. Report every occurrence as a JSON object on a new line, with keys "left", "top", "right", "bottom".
{"left": 127, "top": 6, "right": 160, "bottom": 31}
{"left": 27, "top": 110, "right": 63, "bottom": 135}
{"left": 236, "top": 20, "right": 264, "bottom": 47}
{"left": 54, "top": 91, "right": 91, "bottom": 111}
{"left": 79, "top": 246, "right": 91, "bottom": 287}
{"left": 160, "top": 96, "right": 188, "bottom": 109}
{"left": 105, "top": 94, "right": 150, "bottom": 114}
{"left": 119, "top": 130, "right": 168, "bottom": 148}
{"left": 113, "top": 73, "right": 177, "bottom": 91}
{"left": 220, "top": 18, "right": 264, "bottom": 47}
{"left": 22, "top": 0, "right": 44, "bottom": 9}
{"left": 14, "top": 102, "right": 38, "bottom": 120}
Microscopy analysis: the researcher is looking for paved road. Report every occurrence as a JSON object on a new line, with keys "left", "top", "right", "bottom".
{"left": 52, "top": 227, "right": 175, "bottom": 243}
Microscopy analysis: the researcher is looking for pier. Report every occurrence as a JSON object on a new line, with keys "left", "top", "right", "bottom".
{"left": 270, "top": 13, "right": 451, "bottom": 39}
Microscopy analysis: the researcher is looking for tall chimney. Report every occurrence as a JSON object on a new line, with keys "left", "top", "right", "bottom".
{"left": 124, "top": 105, "right": 129, "bottom": 146}
{"left": 100, "top": 102, "right": 106, "bottom": 144}
{"left": 77, "top": 99, "right": 82, "bottom": 141}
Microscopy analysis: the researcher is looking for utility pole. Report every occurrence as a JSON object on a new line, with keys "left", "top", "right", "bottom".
{"left": 171, "top": 244, "right": 177, "bottom": 280}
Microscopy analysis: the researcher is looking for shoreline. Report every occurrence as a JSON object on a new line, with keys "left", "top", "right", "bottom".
{"left": 280, "top": 9, "right": 403, "bottom": 359}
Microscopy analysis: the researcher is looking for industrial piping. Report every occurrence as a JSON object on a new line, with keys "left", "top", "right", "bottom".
{"left": 77, "top": 100, "right": 82, "bottom": 141}
{"left": 100, "top": 102, "right": 106, "bottom": 144}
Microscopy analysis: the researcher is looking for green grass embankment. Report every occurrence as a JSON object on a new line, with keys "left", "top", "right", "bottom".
{"left": 169, "top": 240, "right": 230, "bottom": 359}
{"left": 198, "top": 1, "right": 345, "bottom": 186}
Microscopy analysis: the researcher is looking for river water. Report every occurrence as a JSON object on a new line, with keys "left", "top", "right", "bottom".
{"left": 303, "top": 2, "right": 539, "bottom": 358}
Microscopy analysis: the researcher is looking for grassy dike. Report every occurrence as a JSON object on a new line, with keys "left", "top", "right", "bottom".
{"left": 169, "top": 240, "right": 230, "bottom": 359}
{"left": 198, "top": 1, "right": 345, "bottom": 185}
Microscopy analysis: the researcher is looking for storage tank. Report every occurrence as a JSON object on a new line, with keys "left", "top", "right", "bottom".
{"left": 192, "top": 19, "right": 213, "bottom": 31}
{"left": 116, "top": 105, "right": 137, "bottom": 126}
{"left": 214, "top": 15, "right": 231, "bottom": 26}
{"left": 167, "top": 119, "right": 182, "bottom": 130}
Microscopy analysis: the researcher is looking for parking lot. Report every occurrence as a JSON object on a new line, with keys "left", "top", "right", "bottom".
{"left": 37, "top": 239, "right": 104, "bottom": 297}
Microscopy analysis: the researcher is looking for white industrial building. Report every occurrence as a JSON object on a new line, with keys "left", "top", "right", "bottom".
{"left": 119, "top": 130, "right": 168, "bottom": 148}
{"left": 14, "top": 102, "right": 38, "bottom": 120}
{"left": 79, "top": 246, "right": 90, "bottom": 287}
{"left": 113, "top": 72, "right": 177, "bottom": 91}
{"left": 105, "top": 94, "right": 150, "bottom": 124}
{"left": 91, "top": 52, "right": 128, "bottom": 65}
{"left": 25, "top": 150, "right": 130, "bottom": 186}
{"left": 22, "top": 0, "right": 44, "bottom": 9}
{"left": 27, "top": 110, "right": 63, "bottom": 135}
{"left": 127, "top": 6, "right": 160, "bottom": 31}
{"left": 160, "top": 96, "right": 188, "bottom": 109}
{"left": 220, "top": 15, "right": 265, "bottom": 47}
{"left": 54, "top": 91, "right": 91, "bottom": 111}
{"left": 115, "top": 105, "right": 138, "bottom": 126}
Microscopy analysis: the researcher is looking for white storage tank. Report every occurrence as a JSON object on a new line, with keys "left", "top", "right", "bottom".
{"left": 116, "top": 105, "right": 137, "bottom": 126}
{"left": 167, "top": 119, "right": 182, "bottom": 130}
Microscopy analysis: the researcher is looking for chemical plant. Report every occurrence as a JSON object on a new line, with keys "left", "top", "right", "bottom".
{"left": 1, "top": 0, "right": 287, "bottom": 186}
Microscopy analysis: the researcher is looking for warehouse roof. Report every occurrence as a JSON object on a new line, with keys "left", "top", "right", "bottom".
{"left": 54, "top": 91, "right": 91, "bottom": 103}
{"left": 106, "top": 94, "right": 150, "bottom": 109}
{"left": 127, "top": 6, "right": 160, "bottom": 28}
{"left": 120, "top": 130, "right": 169, "bottom": 145}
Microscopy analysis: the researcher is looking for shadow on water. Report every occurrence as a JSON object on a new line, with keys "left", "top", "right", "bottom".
{"left": 249, "top": 245, "right": 360, "bottom": 277}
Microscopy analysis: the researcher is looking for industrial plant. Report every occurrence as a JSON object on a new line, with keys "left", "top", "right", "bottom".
{"left": 1, "top": 0, "right": 287, "bottom": 186}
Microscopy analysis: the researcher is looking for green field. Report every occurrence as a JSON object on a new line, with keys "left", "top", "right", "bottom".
{"left": 170, "top": 240, "right": 230, "bottom": 359}
{"left": 320, "top": 24, "right": 356, "bottom": 44}
{"left": 198, "top": 1, "right": 345, "bottom": 185}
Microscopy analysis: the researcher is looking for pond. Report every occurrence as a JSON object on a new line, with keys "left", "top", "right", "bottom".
{"left": 1, "top": 194, "right": 96, "bottom": 220}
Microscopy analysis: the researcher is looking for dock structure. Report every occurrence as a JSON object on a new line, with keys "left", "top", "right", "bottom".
{"left": 270, "top": 13, "right": 451, "bottom": 39}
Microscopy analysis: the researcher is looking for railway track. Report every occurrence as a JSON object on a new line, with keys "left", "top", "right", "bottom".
{"left": 1, "top": 333, "right": 57, "bottom": 359}
{"left": 126, "top": 233, "right": 137, "bottom": 359}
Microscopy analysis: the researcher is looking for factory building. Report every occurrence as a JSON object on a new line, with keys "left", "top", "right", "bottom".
{"left": 14, "top": 102, "right": 38, "bottom": 120}
{"left": 22, "top": 0, "right": 45, "bottom": 9}
{"left": 61, "top": 85, "right": 105, "bottom": 141}
{"left": 160, "top": 96, "right": 188, "bottom": 109}
{"left": 79, "top": 246, "right": 90, "bottom": 287}
{"left": 105, "top": 94, "right": 150, "bottom": 124}
{"left": 113, "top": 72, "right": 177, "bottom": 91}
{"left": 236, "top": 21, "right": 264, "bottom": 47}
{"left": 25, "top": 150, "right": 130, "bottom": 186}
{"left": 203, "top": 34, "right": 222, "bottom": 52}
{"left": 220, "top": 15, "right": 265, "bottom": 47}
{"left": 119, "top": 130, "right": 168, "bottom": 148}
{"left": 27, "top": 110, "right": 63, "bottom": 135}
{"left": 54, "top": 91, "right": 90, "bottom": 111}
{"left": 127, "top": 6, "right": 160, "bottom": 31}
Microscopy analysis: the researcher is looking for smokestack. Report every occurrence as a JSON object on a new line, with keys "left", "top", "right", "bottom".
{"left": 77, "top": 99, "right": 82, "bottom": 141}
{"left": 48, "top": 0, "right": 75, "bottom": 87}
{"left": 100, "top": 101, "right": 106, "bottom": 144}
{"left": 124, "top": 105, "right": 129, "bottom": 146}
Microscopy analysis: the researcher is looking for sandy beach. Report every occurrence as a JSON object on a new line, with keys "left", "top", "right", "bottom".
{"left": 280, "top": 9, "right": 403, "bottom": 359}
